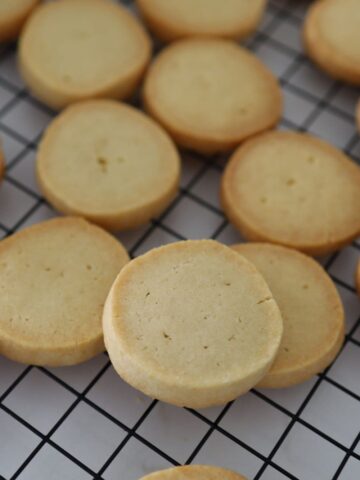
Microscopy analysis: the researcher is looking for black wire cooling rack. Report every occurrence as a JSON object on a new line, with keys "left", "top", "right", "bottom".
{"left": 0, "top": 1, "right": 360, "bottom": 479}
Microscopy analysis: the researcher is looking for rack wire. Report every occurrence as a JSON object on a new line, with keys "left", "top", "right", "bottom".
{"left": 0, "top": 1, "right": 360, "bottom": 479}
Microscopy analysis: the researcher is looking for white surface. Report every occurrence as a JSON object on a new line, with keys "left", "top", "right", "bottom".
{"left": 0, "top": 0, "right": 360, "bottom": 479}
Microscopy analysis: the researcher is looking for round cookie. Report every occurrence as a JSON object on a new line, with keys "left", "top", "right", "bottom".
{"left": 140, "top": 465, "right": 247, "bottom": 480}
{"left": 19, "top": 0, "right": 151, "bottom": 110}
{"left": 37, "top": 100, "right": 180, "bottom": 230}
{"left": 221, "top": 131, "right": 360, "bottom": 255}
{"left": 143, "top": 38, "right": 282, "bottom": 155}
{"left": 232, "top": 243, "right": 345, "bottom": 388}
{"left": 356, "top": 260, "right": 360, "bottom": 297}
{"left": 136, "top": 0, "right": 266, "bottom": 42}
{"left": 0, "top": 0, "right": 39, "bottom": 43}
{"left": 0, "top": 217, "right": 129, "bottom": 366}
{"left": 103, "top": 240, "right": 283, "bottom": 408}
{"left": 304, "top": 0, "right": 360, "bottom": 85}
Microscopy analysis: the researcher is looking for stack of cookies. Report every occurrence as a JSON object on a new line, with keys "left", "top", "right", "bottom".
{"left": 0, "top": 0, "right": 360, "bottom": 478}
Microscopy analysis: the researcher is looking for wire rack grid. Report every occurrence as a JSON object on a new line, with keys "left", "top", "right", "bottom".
{"left": 0, "top": 0, "right": 360, "bottom": 479}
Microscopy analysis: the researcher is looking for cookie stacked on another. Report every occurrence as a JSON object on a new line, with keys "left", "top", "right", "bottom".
{"left": 103, "top": 240, "right": 284, "bottom": 408}
{"left": 102, "top": 237, "right": 345, "bottom": 407}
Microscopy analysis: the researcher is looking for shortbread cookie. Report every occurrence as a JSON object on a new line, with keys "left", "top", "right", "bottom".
{"left": 137, "top": 0, "right": 266, "bottom": 42}
{"left": 304, "top": 0, "right": 360, "bottom": 84}
{"left": 37, "top": 100, "right": 180, "bottom": 230}
{"left": 19, "top": 0, "right": 151, "bottom": 109}
{"left": 0, "top": 217, "right": 129, "bottom": 366}
{"left": 140, "top": 465, "right": 247, "bottom": 480}
{"left": 232, "top": 243, "right": 345, "bottom": 388}
{"left": 221, "top": 131, "right": 360, "bottom": 255}
{"left": 356, "top": 260, "right": 360, "bottom": 297}
{"left": 143, "top": 38, "right": 282, "bottom": 155}
{"left": 0, "top": 0, "right": 39, "bottom": 43}
{"left": 103, "top": 240, "right": 283, "bottom": 408}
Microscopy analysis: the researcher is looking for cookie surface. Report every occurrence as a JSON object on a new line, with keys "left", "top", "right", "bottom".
{"left": 232, "top": 243, "right": 345, "bottom": 388}
{"left": 140, "top": 465, "right": 247, "bottom": 480}
{"left": 0, "top": 0, "right": 39, "bottom": 43}
{"left": 19, "top": 0, "right": 151, "bottom": 109}
{"left": 143, "top": 38, "right": 282, "bottom": 155}
{"left": 103, "top": 240, "right": 283, "bottom": 408}
{"left": 221, "top": 131, "right": 360, "bottom": 255}
{"left": 37, "top": 100, "right": 180, "bottom": 230}
{"left": 0, "top": 217, "right": 129, "bottom": 366}
{"left": 137, "top": 0, "right": 266, "bottom": 42}
{"left": 304, "top": 0, "right": 360, "bottom": 84}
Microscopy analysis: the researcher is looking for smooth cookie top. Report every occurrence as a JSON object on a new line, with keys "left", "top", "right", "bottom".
{"left": 0, "top": 0, "right": 39, "bottom": 42}
{"left": 103, "top": 240, "right": 283, "bottom": 408}
{"left": 37, "top": 100, "right": 180, "bottom": 230}
{"left": 19, "top": 0, "right": 151, "bottom": 108}
{"left": 140, "top": 465, "right": 247, "bottom": 480}
{"left": 221, "top": 131, "right": 360, "bottom": 255}
{"left": 143, "top": 38, "right": 282, "bottom": 154}
{"left": 232, "top": 243, "right": 345, "bottom": 388}
{"left": 304, "top": 0, "right": 360, "bottom": 84}
{"left": 137, "top": 0, "right": 266, "bottom": 42}
{"left": 0, "top": 217, "right": 129, "bottom": 366}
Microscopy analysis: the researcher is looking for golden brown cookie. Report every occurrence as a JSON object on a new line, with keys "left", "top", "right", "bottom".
{"left": 143, "top": 38, "right": 282, "bottom": 155}
{"left": 0, "top": 217, "right": 129, "bottom": 366}
{"left": 221, "top": 131, "right": 360, "bottom": 255}
{"left": 0, "top": 0, "right": 39, "bottom": 43}
{"left": 136, "top": 0, "right": 266, "bottom": 42}
{"left": 19, "top": 0, "right": 151, "bottom": 109}
{"left": 37, "top": 100, "right": 180, "bottom": 230}
{"left": 103, "top": 240, "right": 283, "bottom": 408}
{"left": 140, "top": 465, "right": 247, "bottom": 480}
{"left": 232, "top": 243, "right": 345, "bottom": 388}
{"left": 304, "top": 0, "right": 360, "bottom": 84}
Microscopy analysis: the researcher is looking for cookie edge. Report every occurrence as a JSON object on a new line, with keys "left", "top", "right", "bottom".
{"left": 140, "top": 465, "right": 248, "bottom": 480}
{"left": 36, "top": 100, "right": 181, "bottom": 230}
{"left": 0, "top": 0, "right": 39, "bottom": 43}
{"left": 143, "top": 38, "right": 282, "bottom": 155}
{"left": 232, "top": 242, "right": 345, "bottom": 388}
{"left": 221, "top": 130, "right": 360, "bottom": 255}
{"left": 303, "top": 0, "right": 360, "bottom": 85}
{"left": 103, "top": 239, "right": 283, "bottom": 408}
{"left": 0, "top": 216, "right": 129, "bottom": 366}
{"left": 136, "top": 0, "right": 266, "bottom": 42}
{"left": 18, "top": 0, "right": 152, "bottom": 109}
